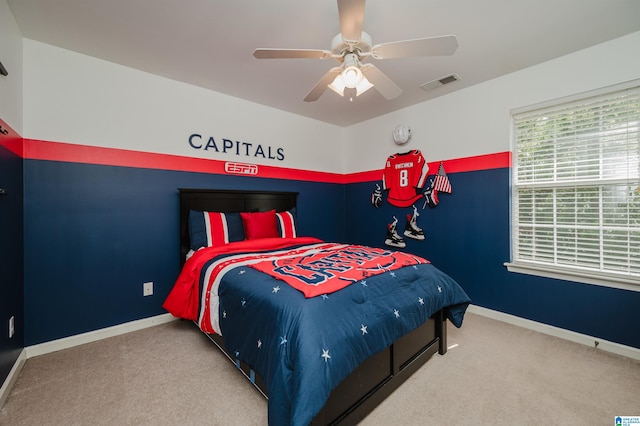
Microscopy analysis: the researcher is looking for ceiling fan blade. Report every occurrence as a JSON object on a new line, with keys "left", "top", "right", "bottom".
{"left": 361, "top": 64, "right": 402, "bottom": 100}
{"left": 253, "top": 49, "right": 332, "bottom": 59}
{"left": 304, "top": 68, "right": 342, "bottom": 102}
{"left": 338, "top": 0, "right": 365, "bottom": 43}
{"left": 371, "top": 35, "right": 458, "bottom": 59}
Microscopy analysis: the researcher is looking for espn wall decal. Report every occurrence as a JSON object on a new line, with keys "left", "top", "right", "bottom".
{"left": 225, "top": 162, "right": 259, "bottom": 175}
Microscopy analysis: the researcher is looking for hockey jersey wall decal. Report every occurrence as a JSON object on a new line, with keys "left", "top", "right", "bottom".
{"left": 382, "top": 150, "right": 428, "bottom": 207}
{"left": 377, "top": 153, "right": 453, "bottom": 248}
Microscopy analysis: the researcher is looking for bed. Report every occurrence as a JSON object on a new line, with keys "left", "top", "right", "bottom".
{"left": 163, "top": 188, "right": 470, "bottom": 425}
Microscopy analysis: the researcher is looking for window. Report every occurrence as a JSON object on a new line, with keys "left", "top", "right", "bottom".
{"left": 506, "top": 81, "right": 640, "bottom": 291}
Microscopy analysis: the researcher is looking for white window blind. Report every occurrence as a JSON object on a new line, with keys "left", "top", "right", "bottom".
{"left": 509, "top": 83, "right": 640, "bottom": 289}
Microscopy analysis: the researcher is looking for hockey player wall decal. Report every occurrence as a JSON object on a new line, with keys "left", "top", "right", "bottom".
{"left": 378, "top": 160, "right": 452, "bottom": 248}
{"left": 377, "top": 152, "right": 451, "bottom": 209}
{"left": 375, "top": 127, "right": 453, "bottom": 247}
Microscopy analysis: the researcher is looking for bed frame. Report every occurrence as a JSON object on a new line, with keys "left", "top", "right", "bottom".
{"left": 178, "top": 188, "right": 448, "bottom": 425}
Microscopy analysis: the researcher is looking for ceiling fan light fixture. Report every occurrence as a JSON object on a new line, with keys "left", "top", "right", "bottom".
{"left": 341, "top": 65, "right": 362, "bottom": 88}
{"left": 340, "top": 53, "right": 363, "bottom": 88}
{"left": 329, "top": 74, "right": 373, "bottom": 98}
{"left": 354, "top": 75, "right": 373, "bottom": 95}
{"left": 254, "top": 0, "right": 459, "bottom": 103}
{"left": 328, "top": 75, "right": 346, "bottom": 96}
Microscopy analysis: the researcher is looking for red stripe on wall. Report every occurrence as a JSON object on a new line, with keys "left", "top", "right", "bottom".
{"left": 435, "top": 152, "right": 512, "bottom": 173}
{"left": 0, "top": 118, "right": 23, "bottom": 157}
{"left": 341, "top": 151, "right": 512, "bottom": 184}
{"left": 343, "top": 169, "right": 384, "bottom": 184}
{"left": 21, "top": 138, "right": 511, "bottom": 184}
{"left": 23, "top": 139, "right": 345, "bottom": 183}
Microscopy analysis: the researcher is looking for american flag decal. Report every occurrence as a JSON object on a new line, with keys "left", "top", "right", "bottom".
{"left": 432, "top": 162, "right": 452, "bottom": 193}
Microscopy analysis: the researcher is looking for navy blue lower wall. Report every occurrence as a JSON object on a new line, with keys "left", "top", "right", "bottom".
{"left": 24, "top": 160, "right": 345, "bottom": 346}
{"left": 0, "top": 144, "right": 24, "bottom": 384}
{"left": 346, "top": 167, "right": 640, "bottom": 349}
{"left": 22, "top": 158, "right": 640, "bottom": 349}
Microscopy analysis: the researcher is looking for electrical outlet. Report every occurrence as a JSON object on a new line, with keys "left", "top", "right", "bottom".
{"left": 143, "top": 281, "right": 154, "bottom": 296}
{"left": 9, "top": 316, "right": 14, "bottom": 338}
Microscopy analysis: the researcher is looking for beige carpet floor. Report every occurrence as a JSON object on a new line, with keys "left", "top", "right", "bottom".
{"left": 1, "top": 313, "right": 639, "bottom": 425}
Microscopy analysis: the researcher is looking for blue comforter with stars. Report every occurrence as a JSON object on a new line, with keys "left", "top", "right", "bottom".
{"left": 201, "top": 239, "right": 470, "bottom": 425}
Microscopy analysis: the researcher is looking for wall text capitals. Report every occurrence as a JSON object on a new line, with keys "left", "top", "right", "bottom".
{"left": 188, "top": 134, "right": 284, "bottom": 161}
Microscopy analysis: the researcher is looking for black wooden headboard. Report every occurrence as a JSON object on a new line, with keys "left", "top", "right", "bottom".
{"left": 178, "top": 188, "right": 298, "bottom": 263}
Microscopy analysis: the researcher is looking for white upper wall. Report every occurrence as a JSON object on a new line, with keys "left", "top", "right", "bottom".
{"left": 19, "top": 30, "right": 640, "bottom": 175}
{"left": 0, "top": 0, "right": 23, "bottom": 134}
{"left": 345, "top": 31, "right": 640, "bottom": 174}
{"left": 22, "top": 39, "right": 346, "bottom": 174}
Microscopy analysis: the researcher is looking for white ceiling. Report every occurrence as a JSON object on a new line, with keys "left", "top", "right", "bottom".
{"left": 7, "top": 0, "right": 640, "bottom": 127}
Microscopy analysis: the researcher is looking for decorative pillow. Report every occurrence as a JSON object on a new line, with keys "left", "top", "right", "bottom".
{"left": 188, "top": 210, "right": 245, "bottom": 250}
{"left": 276, "top": 208, "right": 297, "bottom": 238}
{"left": 240, "top": 210, "right": 280, "bottom": 240}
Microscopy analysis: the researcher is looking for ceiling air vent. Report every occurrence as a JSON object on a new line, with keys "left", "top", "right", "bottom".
{"left": 420, "top": 73, "right": 460, "bottom": 92}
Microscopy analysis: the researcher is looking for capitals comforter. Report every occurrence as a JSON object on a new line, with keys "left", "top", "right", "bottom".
{"left": 163, "top": 237, "right": 470, "bottom": 425}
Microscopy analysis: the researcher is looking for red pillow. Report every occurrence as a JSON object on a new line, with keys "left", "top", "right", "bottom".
{"left": 240, "top": 210, "right": 280, "bottom": 240}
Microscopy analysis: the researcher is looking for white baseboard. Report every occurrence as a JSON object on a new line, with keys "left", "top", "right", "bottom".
{"left": 25, "top": 313, "right": 179, "bottom": 358}
{"left": 0, "top": 349, "right": 26, "bottom": 410}
{"left": 467, "top": 305, "right": 640, "bottom": 361}
{"left": 2, "top": 314, "right": 179, "bottom": 410}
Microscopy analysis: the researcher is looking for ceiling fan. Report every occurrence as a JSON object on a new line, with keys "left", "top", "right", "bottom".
{"left": 252, "top": 0, "right": 458, "bottom": 102}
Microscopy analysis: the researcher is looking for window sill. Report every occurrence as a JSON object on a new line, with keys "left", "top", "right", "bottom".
{"left": 504, "top": 261, "right": 640, "bottom": 293}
